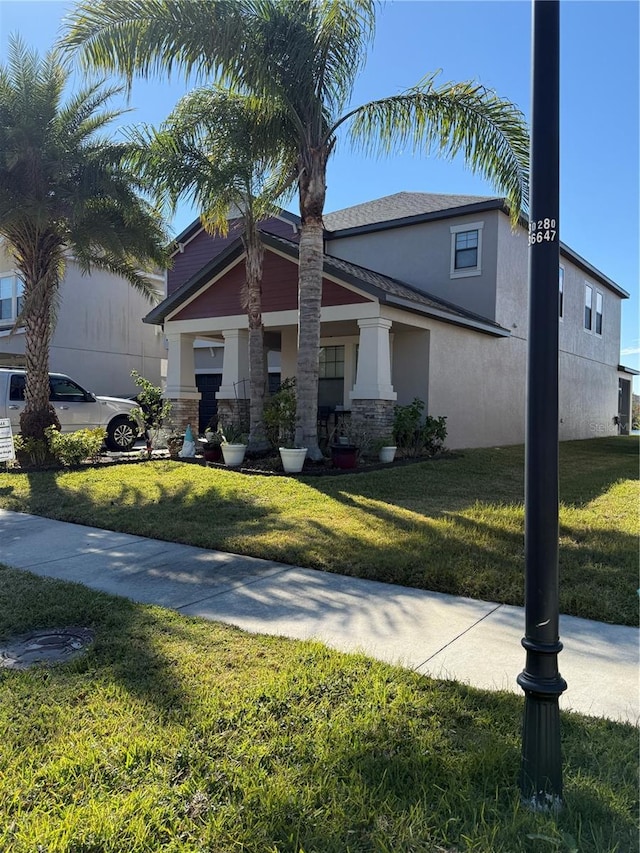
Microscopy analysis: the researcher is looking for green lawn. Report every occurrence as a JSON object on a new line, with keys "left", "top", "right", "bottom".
{"left": 0, "top": 567, "right": 637, "bottom": 853}
{"left": 0, "top": 437, "right": 637, "bottom": 625}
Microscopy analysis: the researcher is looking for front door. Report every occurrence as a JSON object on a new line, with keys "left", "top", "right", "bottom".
{"left": 618, "top": 378, "right": 631, "bottom": 435}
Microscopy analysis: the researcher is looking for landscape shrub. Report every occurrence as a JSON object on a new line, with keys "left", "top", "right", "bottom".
{"left": 263, "top": 377, "right": 297, "bottom": 447}
{"left": 45, "top": 426, "right": 106, "bottom": 465}
{"left": 393, "top": 398, "right": 447, "bottom": 456}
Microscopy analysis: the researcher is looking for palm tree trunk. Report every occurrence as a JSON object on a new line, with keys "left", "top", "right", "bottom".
{"left": 295, "top": 149, "right": 327, "bottom": 460}
{"left": 243, "top": 226, "right": 269, "bottom": 453}
{"left": 16, "top": 238, "right": 61, "bottom": 441}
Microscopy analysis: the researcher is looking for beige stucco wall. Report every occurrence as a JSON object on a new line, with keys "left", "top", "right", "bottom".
{"left": 0, "top": 247, "right": 166, "bottom": 397}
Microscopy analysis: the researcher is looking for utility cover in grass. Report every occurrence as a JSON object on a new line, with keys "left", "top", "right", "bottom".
{"left": 0, "top": 627, "right": 94, "bottom": 669}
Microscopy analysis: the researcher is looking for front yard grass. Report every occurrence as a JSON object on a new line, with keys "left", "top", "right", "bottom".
{"left": 0, "top": 567, "right": 637, "bottom": 853}
{"left": 0, "top": 436, "right": 637, "bottom": 626}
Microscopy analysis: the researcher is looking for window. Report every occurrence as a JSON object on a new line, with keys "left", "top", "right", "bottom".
{"left": 584, "top": 284, "right": 593, "bottom": 330}
{"left": 0, "top": 274, "right": 24, "bottom": 324}
{"left": 319, "top": 345, "right": 345, "bottom": 379}
{"left": 455, "top": 230, "right": 478, "bottom": 269}
{"left": 595, "top": 291, "right": 603, "bottom": 335}
{"left": 9, "top": 375, "right": 25, "bottom": 401}
{"left": 558, "top": 266, "right": 564, "bottom": 319}
{"left": 450, "top": 221, "right": 484, "bottom": 278}
{"left": 49, "top": 376, "right": 91, "bottom": 402}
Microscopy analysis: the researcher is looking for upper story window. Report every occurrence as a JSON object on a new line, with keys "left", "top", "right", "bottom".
{"left": 595, "top": 291, "right": 603, "bottom": 335}
{"left": 584, "top": 283, "right": 593, "bottom": 330}
{"left": 450, "top": 221, "right": 484, "bottom": 278}
{"left": 0, "top": 274, "right": 24, "bottom": 325}
{"left": 584, "top": 283, "right": 604, "bottom": 335}
{"left": 558, "top": 266, "right": 564, "bottom": 319}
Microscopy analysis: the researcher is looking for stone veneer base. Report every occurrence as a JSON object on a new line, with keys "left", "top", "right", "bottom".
{"left": 350, "top": 399, "right": 395, "bottom": 441}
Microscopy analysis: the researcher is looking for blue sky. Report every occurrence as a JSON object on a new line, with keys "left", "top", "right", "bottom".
{"left": 1, "top": 0, "right": 638, "bottom": 384}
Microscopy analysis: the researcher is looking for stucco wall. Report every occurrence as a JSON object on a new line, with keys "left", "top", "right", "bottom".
{"left": 0, "top": 247, "right": 166, "bottom": 397}
{"left": 325, "top": 211, "right": 500, "bottom": 320}
{"left": 494, "top": 216, "right": 622, "bottom": 442}
{"left": 427, "top": 323, "right": 526, "bottom": 450}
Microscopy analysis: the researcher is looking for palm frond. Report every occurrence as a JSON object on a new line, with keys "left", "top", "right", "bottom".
{"left": 345, "top": 74, "right": 530, "bottom": 221}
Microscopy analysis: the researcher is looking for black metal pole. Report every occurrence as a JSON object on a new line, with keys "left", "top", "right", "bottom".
{"left": 517, "top": 0, "right": 567, "bottom": 809}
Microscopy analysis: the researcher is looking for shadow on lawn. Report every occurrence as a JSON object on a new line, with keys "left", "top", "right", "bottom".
{"left": 0, "top": 564, "right": 194, "bottom": 719}
{"left": 1, "top": 566, "right": 635, "bottom": 853}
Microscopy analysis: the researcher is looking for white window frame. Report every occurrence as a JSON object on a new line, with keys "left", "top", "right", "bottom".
{"left": 595, "top": 290, "right": 603, "bottom": 336}
{"left": 450, "top": 221, "right": 484, "bottom": 279}
{"left": 584, "top": 283, "right": 593, "bottom": 332}
{"left": 558, "top": 265, "right": 565, "bottom": 320}
{"left": 0, "top": 273, "right": 24, "bottom": 326}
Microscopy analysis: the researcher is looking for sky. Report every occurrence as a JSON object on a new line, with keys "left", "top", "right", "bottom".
{"left": 1, "top": 0, "right": 638, "bottom": 386}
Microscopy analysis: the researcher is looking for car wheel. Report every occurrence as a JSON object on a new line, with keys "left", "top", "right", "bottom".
{"left": 106, "top": 417, "right": 137, "bottom": 451}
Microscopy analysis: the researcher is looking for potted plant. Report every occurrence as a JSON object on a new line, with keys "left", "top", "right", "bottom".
{"left": 374, "top": 435, "right": 397, "bottom": 463}
{"left": 219, "top": 423, "right": 248, "bottom": 467}
{"left": 264, "top": 378, "right": 307, "bottom": 474}
{"left": 166, "top": 432, "right": 184, "bottom": 459}
{"left": 329, "top": 420, "right": 370, "bottom": 470}
{"left": 199, "top": 427, "right": 223, "bottom": 463}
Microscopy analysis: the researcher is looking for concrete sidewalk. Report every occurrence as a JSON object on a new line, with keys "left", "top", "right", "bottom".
{"left": 0, "top": 508, "right": 637, "bottom": 724}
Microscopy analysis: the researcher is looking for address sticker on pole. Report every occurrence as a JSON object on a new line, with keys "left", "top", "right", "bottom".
{"left": 0, "top": 418, "right": 15, "bottom": 462}
{"left": 528, "top": 218, "right": 557, "bottom": 245}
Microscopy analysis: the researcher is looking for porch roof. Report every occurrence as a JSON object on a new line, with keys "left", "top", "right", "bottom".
{"left": 145, "top": 231, "right": 510, "bottom": 338}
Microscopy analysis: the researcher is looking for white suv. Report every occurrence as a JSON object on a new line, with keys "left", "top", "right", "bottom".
{"left": 1, "top": 369, "right": 142, "bottom": 451}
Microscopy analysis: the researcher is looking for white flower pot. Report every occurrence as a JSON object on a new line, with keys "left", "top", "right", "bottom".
{"left": 279, "top": 447, "right": 308, "bottom": 474}
{"left": 378, "top": 446, "right": 397, "bottom": 463}
{"left": 221, "top": 443, "right": 247, "bottom": 467}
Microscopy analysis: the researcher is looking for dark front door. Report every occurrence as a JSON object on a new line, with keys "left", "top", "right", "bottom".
{"left": 618, "top": 378, "right": 631, "bottom": 434}
{"left": 196, "top": 373, "right": 222, "bottom": 434}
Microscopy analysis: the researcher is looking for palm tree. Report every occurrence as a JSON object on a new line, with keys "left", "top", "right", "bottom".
{"left": 0, "top": 38, "right": 169, "bottom": 441}
{"left": 64, "top": 0, "right": 529, "bottom": 459}
{"left": 129, "top": 88, "right": 295, "bottom": 451}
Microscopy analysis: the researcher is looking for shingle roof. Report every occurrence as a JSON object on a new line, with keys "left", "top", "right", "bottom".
{"left": 263, "top": 233, "right": 509, "bottom": 336}
{"left": 323, "top": 191, "right": 501, "bottom": 232}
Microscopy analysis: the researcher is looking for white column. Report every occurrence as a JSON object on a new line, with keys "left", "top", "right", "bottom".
{"left": 349, "top": 318, "right": 397, "bottom": 401}
{"left": 165, "top": 332, "right": 200, "bottom": 399}
{"left": 216, "top": 328, "right": 250, "bottom": 399}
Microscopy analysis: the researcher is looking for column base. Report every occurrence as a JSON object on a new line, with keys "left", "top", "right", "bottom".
{"left": 217, "top": 399, "right": 250, "bottom": 432}
{"left": 168, "top": 398, "right": 200, "bottom": 433}
{"left": 350, "top": 399, "right": 395, "bottom": 441}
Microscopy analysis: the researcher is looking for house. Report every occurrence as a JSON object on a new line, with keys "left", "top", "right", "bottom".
{"left": 0, "top": 242, "right": 167, "bottom": 398}
{"left": 143, "top": 193, "right": 634, "bottom": 448}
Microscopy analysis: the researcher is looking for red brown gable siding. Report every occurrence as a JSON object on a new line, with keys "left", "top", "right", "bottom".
{"left": 168, "top": 216, "right": 300, "bottom": 296}
{"left": 171, "top": 250, "right": 371, "bottom": 321}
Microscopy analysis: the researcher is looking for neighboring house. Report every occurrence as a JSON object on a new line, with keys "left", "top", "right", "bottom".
{"left": 144, "top": 193, "right": 635, "bottom": 448}
{"left": 0, "top": 242, "right": 167, "bottom": 398}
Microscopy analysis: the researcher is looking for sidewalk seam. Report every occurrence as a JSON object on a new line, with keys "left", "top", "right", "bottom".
{"left": 174, "top": 566, "right": 294, "bottom": 611}
{"left": 413, "top": 602, "right": 505, "bottom": 670}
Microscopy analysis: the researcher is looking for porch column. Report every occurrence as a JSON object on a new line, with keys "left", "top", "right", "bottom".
{"left": 349, "top": 318, "right": 396, "bottom": 439}
{"left": 216, "top": 328, "right": 250, "bottom": 427}
{"left": 165, "top": 332, "right": 201, "bottom": 431}
{"left": 350, "top": 318, "right": 397, "bottom": 401}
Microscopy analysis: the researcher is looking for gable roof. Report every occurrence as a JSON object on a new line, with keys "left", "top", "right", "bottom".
{"left": 146, "top": 231, "right": 510, "bottom": 338}
{"left": 322, "top": 191, "right": 629, "bottom": 298}
{"left": 170, "top": 208, "right": 301, "bottom": 257}
{"left": 323, "top": 191, "right": 504, "bottom": 234}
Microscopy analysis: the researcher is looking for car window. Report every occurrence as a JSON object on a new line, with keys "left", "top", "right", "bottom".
{"left": 9, "top": 375, "right": 26, "bottom": 401}
{"left": 49, "top": 377, "right": 90, "bottom": 403}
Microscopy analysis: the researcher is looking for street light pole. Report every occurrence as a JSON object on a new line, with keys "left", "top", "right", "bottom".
{"left": 517, "top": 0, "right": 567, "bottom": 809}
